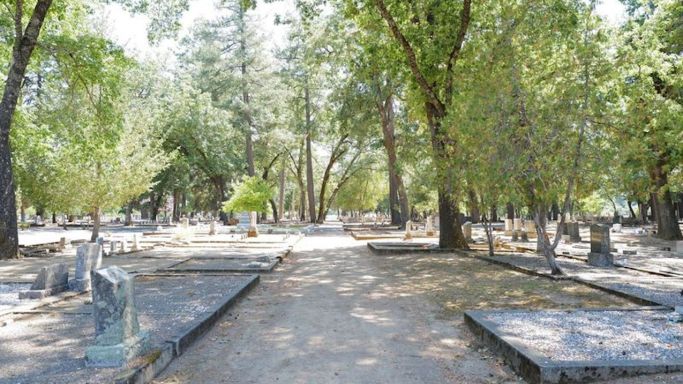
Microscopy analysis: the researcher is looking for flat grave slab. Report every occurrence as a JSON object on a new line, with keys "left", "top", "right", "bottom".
{"left": 0, "top": 274, "right": 258, "bottom": 384}
{"left": 466, "top": 307, "right": 683, "bottom": 384}
{"left": 350, "top": 230, "right": 405, "bottom": 240}
{"left": 367, "top": 241, "right": 456, "bottom": 255}
{"left": 165, "top": 257, "right": 279, "bottom": 273}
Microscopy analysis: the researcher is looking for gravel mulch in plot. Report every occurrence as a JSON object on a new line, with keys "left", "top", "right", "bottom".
{"left": 483, "top": 309, "right": 683, "bottom": 362}
{"left": 0, "top": 274, "right": 255, "bottom": 384}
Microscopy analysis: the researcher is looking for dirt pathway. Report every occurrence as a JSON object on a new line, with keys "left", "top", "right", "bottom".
{"left": 154, "top": 226, "right": 517, "bottom": 384}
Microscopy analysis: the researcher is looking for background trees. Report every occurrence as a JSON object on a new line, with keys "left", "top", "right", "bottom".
{"left": 0, "top": 0, "right": 680, "bottom": 259}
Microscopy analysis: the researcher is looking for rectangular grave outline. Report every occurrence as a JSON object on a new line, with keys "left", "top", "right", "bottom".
{"left": 367, "top": 241, "right": 458, "bottom": 255}
{"left": 465, "top": 307, "right": 683, "bottom": 384}
{"left": 163, "top": 256, "right": 279, "bottom": 273}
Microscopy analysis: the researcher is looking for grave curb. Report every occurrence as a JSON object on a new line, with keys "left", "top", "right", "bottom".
{"left": 114, "top": 273, "right": 259, "bottom": 384}
{"left": 165, "top": 273, "right": 259, "bottom": 356}
{"left": 471, "top": 253, "right": 666, "bottom": 307}
{"left": 366, "top": 241, "right": 457, "bottom": 255}
{"left": 465, "top": 308, "right": 683, "bottom": 384}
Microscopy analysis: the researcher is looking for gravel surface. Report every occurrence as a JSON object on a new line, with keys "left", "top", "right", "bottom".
{"left": 481, "top": 253, "right": 683, "bottom": 307}
{"left": 0, "top": 275, "right": 255, "bottom": 384}
{"left": 483, "top": 309, "right": 683, "bottom": 361}
{"left": 0, "top": 283, "right": 33, "bottom": 312}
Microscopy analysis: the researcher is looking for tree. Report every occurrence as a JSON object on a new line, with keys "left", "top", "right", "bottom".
{"left": 222, "top": 175, "right": 273, "bottom": 214}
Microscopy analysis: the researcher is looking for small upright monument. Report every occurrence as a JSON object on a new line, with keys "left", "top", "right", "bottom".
{"left": 425, "top": 216, "right": 435, "bottom": 236}
{"left": 19, "top": 263, "right": 69, "bottom": 299}
{"left": 587, "top": 224, "right": 614, "bottom": 267}
{"left": 404, "top": 220, "right": 413, "bottom": 240}
{"left": 69, "top": 243, "right": 103, "bottom": 292}
{"left": 209, "top": 220, "right": 217, "bottom": 236}
{"left": 462, "top": 222, "right": 473, "bottom": 243}
{"left": 247, "top": 212, "right": 259, "bottom": 238}
{"left": 85, "top": 267, "right": 149, "bottom": 367}
{"left": 567, "top": 222, "right": 581, "bottom": 242}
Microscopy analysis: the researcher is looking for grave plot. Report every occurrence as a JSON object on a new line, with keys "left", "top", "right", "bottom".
{"left": 367, "top": 241, "right": 453, "bottom": 255}
{"left": 350, "top": 230, "right": 405, "bottom": 240}
{"left": 465, "top": 308, "right": 683, "bottom": 384}
{"left": 164, "top": 256, "right": 279, "bottom": 273}
{"left": 0, "top": 273, "right": 258, "bottom": 384}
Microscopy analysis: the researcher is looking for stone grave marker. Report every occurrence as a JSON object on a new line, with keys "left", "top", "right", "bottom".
{"left": 119, "top": 239, "right": 128, "bottom": 253}
{"left": 131, "top": 234, "right": 140, "bottom": 251}
{"left": 248, "top": 212, "right": 259, "bottom": 238}
{"left": 463, "top": 222, "right": 473, "bottom": 243}
{"left": 109, "top": 240, "right": 118, "bottom": 256}
{"left": 587, "top": 224, "right": 613, "bottom": 267}
{"left": 19, "top": 263, "right": 69, "bottom": 299}
{"left": 209, "top": 220, "right": 216, "bottom": 236}
{"left": 612, "top": 223, "right": 622, "bottom": 233}
{"left": 504, "top": 219, "right": 513, "bottom": 236}
{"left": 567, "top": 222, "right": 581, "bottom": 242}
{"left": 513, "top": 218, "right": 522, "bottom": 232}
{"left": 180, "top": 217, "right": 190, "bottom": 230}
{"left": 524, "top": 221, "right": 537, "bottom": 239}
{"left": 85, "top": 266, "right": 150, "bottom": 367}
{"left": 69, "top": 244, "right": 103, "bottom": 292}
{"left": 404, "top": 220, "right": 413, "bottom": 240}
{"left": 425, "top": 216, "right": 435, "bottom": 236}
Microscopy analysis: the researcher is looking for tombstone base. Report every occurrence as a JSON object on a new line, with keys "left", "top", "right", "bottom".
{"left": 561, "top": 234, "right": 570, "bottom": 242}
{"left": 569, "top": 236, "right": 582, "bottom": 243}
{"left": 426, "top": 230, "right": 435, "bottom": 236}
{"left": 18, "top": 284, "right": 68, "bottom": 299}
{"left": 68, "top": 278, "right": 91, "bottom": 292}
{"left": 85, "top": 331, "right": 150, "bottom": 368}
{"left": 504, "top": 230, "right": 513, "bottom": 236}
{"left": 587, "top": 252, "right": 614, "bottom": 267}
{"left": 247, "top": 227, "right": 259, "bottom": 238}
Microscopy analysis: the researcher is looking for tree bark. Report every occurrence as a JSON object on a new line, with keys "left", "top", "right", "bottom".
{"left": 90, "top": 207, "right": 101, "bottom": 242}
{"left": 278, "top": 161, "right": 285, "bottom": 221}
{"left": 0, "top": 0, "right": 53, "bottom": 259}
{"left": 304, "top": 85, "right": 316, "bottom": 223}
{"left": 124, "top": 202, "right": 133, "bottom": 226}
{"left": 650, "top": 160, "right": 683, "bottom": 240}
{"left": 378, "top": 92, "right": 409, "bottom": 228}
{"left": 506, "top": 203, "right": 515, "bottom": 220}
{"left": 468, "top": 189, "right": 480, "bottom": 223}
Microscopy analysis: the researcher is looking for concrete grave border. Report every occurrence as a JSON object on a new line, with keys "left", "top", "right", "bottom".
{"left": 113, "top": 273, "right": 259, "bottom": 384}
{"left": 465, "top": 307, "right": 683, "bottom": 384}
{"left": 164, "top": 257, "right": 279, "bottom": 273}
{"left": 367, "top": 241, "right": 457, "bottom": 255}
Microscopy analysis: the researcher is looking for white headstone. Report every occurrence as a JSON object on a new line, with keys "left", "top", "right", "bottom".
{"left": 513, "top": 218, "right": 522, "bottom": 231}
{"left": 404, "top": 220, "right": 413, "bottom": 240}
{"left": 131, "top": 234, "right": 140, "bottom": 251}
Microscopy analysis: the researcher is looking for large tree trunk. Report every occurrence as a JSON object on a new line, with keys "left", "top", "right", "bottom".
{"left": 378, "top": 93, "right": 409, "bottom": 228}
{"left": 124, "top": 201, "right": 133, "bottom": 226}
{"left": 506, "top": 203, "right": 515, "bottom": 220}
{"left": 468, "top": 189, "right": 480, "bottom": 223}
{"left": 304, "top": 85, "right": 316, "bottom": 223}
{"left": 278, "top": 162, "right": 285, "bottom": 220}
{"left": 650, "top": 160, "right": 683, "bottom": 240}
{"left": 426, "top": 103, "right": 468, "bottom": 249}
{"left": 90, "top": 207, "right": 101, "bottom": 242}
{"left": 0, "top": 0, "right": 53, "bottom": 259}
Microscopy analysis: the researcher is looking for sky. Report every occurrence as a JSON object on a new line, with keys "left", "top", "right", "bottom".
{"left": 104, "top": 0, "right": 627, "bottom": 61}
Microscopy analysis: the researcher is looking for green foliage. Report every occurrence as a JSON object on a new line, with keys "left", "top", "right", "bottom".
{"left": 222, "top": 176, "right": 274, "bottom": 213}
{"left": 335, "top": 170, "right": 387, "bottom": 212}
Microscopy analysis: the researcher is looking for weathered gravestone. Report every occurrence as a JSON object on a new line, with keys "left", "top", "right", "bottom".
{"left": 404, "top": 220, "right": 413, "bottom": 240}
{"left": 504, "top": 219, "right": 513, "bottom": 236}
{"left": 119, "top": 239, "right": 128, "bottom": 253}
{"left": 524, "top": 221, "right": 537, "bottom": 239}
{"left": 587, "top": 224, "right": 614, "bottom": 267}
{"left": 109, "top": 240, "right": 119, "bottom": 256}
{"left": 567, "top": 222, "right": 581, "bottom": 242}
{"left": 612, "top": 223, "right": 622, "bottom": 233}
{"left": 463, "top": 222, "right": 473, "bottom": 243}
{"left": 248, "top": 212, "right": 259, "bottom": 238}
{"left": 131, "top": 234, "right": 141, "bottom": 252}
{"left": 180, "top": 217, "right": 190, "bottom": 230}
{"left": 19, "top": 263, "right": 69, "bottom": 299}
{"left": 69, "top": 244, "right": 103, "bottom": 292}
{"left": 209, "top": 220, "right": 216, "bottom": 236}
{"left": 85, "top": 267, "right": 149, "bottom": 367}
{"left": 513, "top": 218, "right": 522, "bottom": 232}
{"left": 425, "top": 216, "right": 435, "bottom": 236}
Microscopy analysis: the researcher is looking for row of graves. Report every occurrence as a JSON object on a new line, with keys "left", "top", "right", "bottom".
{"left": 360, "top": 216, "right": 683, "bottom": 383}
{"left": 0, "top": 215, "right": 305, "bottom": 384}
